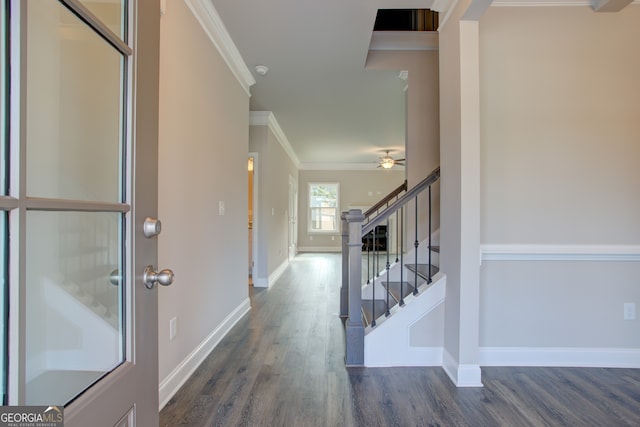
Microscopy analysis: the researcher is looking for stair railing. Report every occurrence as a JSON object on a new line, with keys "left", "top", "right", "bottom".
{"left": 341, "top": 166, "right": 440, "bottom": 366}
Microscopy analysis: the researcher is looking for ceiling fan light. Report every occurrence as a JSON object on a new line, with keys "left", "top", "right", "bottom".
{"left": 381, "top": 158, "right": 394, "bottom": 169}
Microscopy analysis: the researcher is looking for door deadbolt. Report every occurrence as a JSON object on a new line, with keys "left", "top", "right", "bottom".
{"left": 143, "top": 217, "right": 162, "bottom": 238}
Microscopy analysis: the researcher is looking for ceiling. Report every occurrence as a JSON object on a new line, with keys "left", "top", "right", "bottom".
{"left": 211, "top": 0, "right": 442, "bottom": 169}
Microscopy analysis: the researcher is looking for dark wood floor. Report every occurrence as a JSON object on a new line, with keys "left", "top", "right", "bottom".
{"left": 160, "top": 253, "right": 640, "bottom": 426}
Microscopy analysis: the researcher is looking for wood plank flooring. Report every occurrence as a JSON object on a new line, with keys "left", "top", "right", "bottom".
{"left": 160, "top": 253, "right": 640, "bottom": 426}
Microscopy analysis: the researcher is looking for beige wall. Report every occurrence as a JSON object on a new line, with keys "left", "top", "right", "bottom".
{"left": 479, "top": 6, "right": 640, "bottom": 350}
{"left": 366, "top": 50, "right": 440, "bottom": 186}
{"left": 249, "top": 124, "right": 298, "bottom": 284}
{"left": 298, "top": 170, "right": 404, "bottom": 251}
{"left": 366, "top": 50, "right": 441, "bottom": 243}
{"left": 158, "top": 0, "right": 249, "bottom": 387}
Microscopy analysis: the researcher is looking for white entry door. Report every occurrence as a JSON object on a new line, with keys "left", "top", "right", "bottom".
{"left": 0, "top": 1, "right": 163, "bottom": 425}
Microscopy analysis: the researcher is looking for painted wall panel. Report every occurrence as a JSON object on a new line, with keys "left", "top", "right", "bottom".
{"left": 158, "top": 0, "right": 249, "bottom": 384}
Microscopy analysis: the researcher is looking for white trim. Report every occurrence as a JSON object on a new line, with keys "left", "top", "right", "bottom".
{"left": 253, "top": 258, "right": 290, "bottom": 288}
{"left": 481, "top": 244, "right": 640, "bottom": 262}
{"left": 492, "top": 0, "right": 590, "bottom": 5}
{"left": 299, "top": 162, "right": 404, "bottom": 171}
{"left": 184, "top": 0, "right": 255, "bottom": 97}
{"left": 158, "top": 298, "right": 251, "bottom": 410}
{"left": 479, "top": 347, "right": 640, "bottom": 368}
{"left": 253, "top": 277, "right": 268, "bottom": 287}
{"left": 369, "top": 31, "right": 439, "bottom": 51}
{"left": 249, "top": 152, "right": 259, "bottom": 284}
{"left": 268, "top": 259, "right": 289, "bottom": 287}
{"left": 494, "top": 0, "right": 640, "bottom": 7}
{"left": 250, "top": 111, "right": 300, "bottom": 168}
{"left": 443, "top": 350, "right": 484, "bottom": 387}
{"left": 297, "top": 246, "right": 341, "bottom": 253}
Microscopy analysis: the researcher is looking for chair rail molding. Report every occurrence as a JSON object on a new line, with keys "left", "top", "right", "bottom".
{"left": 481, "top": 244, "right": 640, "bottom": 262}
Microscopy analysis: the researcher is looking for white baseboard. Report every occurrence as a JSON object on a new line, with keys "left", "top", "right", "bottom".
{"left": 158, "top": 298, "right": 251, "bottom": 410}
{"left": 253, "top": 277, "right": 268, "bottom": 287}
{"left": 253, "top": 259, "right": 289, "bottom": 288}
{"left": 479, "top": 347, "right": 640, "bottom": 368}
{"left": 442, "top": 349, "right": 483, "bottom": 387}
{"left": 297, "top": 246, "right": 341, "bottom": 253}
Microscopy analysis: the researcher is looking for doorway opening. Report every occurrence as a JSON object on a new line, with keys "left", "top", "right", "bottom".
{"left": 248, "top": 157, "right": 254, "bottom": 285}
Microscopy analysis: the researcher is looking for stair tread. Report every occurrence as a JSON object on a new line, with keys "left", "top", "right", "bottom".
{"left": 361, "top": 299, "right": 392, "bottom": 326}
{"left": 429, "top": 245, "right": 440, "bottom": 253}
{"left": 383, "top": 281, "right": 415, "bottom": 302}
{"left": 405, "top": 263, "right": 439, "bottom": 281}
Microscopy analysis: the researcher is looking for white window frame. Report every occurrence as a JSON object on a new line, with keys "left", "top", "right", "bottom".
{"left": 307, "top": 182, "right": 340, "bottom": 234}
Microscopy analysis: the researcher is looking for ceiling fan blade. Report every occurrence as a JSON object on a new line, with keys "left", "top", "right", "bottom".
{"left": 396, "top": 158, "right": 405, "bottom": 162}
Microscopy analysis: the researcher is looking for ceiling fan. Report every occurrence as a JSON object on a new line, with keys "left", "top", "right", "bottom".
{"left": 377, "top": 150, "right": 405, "bottom": 169}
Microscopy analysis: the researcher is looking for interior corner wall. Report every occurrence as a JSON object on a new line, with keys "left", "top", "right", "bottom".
{"left": 249, "top": 124, "right": 298, "bottom": 284}
{"left": 479, "top": 6, "right": 640, "bottom": 356}
{"left": 438, "top": 0, "right": 483, "bottom": 380}
{"left": 157, "top": 0, "right": 249, "bottom": 394}
{"left": 297, "top": 170, "right": 405, "bottom": 251}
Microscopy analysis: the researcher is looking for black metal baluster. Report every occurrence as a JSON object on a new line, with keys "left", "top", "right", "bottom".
{"left": 385, "top": 218, "right": 390, "bottom": 316}
{"left": 413, "top": 195, "right": 419, "bottom": 296}
{"left": 395, "top": 207, "right": 400, "bottom": 263}
{"left": 366, "top": 233, "right": 371, "bottom": 284}
{"left": 400, "top": 206, "right": 405, "bottom": 306}
{"left": 371, "top": 251, "right": 376, "bottom": 327}
{"left": 428, "top": 184, "right": 433, "bottom": 284}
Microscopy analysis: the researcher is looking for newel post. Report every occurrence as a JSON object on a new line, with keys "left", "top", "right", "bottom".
{"left": 340, "top": 212, "right": 349, "bottom": 318}
{"left": 345, "top": 209, "right": 365, "bottom": 366}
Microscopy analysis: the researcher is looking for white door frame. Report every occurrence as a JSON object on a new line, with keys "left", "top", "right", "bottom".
{"left": 249, "top": 152, "right": 259, "bottom": 282}
{"left": 288, "top": 174, "right": 298, "bottom": 260}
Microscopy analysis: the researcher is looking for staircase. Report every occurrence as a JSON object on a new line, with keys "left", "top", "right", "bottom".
{"left": 341, "top": 166, "right": 442, "bottom": 366}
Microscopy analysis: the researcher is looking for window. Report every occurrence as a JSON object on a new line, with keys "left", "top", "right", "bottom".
{"left": 308, "top": 183, "right": 339, "bottom": 233}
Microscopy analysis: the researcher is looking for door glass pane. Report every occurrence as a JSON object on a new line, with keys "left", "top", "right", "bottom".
{"left": 25, "top": 211, "right": 124, "bottom": 405}
{"left": 26, "top": 1, "right": 123, "bottom": 203}
{"left": 75, "top": 0, "right": 126, "bottom": 41}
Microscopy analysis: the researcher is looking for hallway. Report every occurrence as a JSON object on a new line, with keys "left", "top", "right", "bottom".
{"left": 160, "top": 253, "right": 640, "bottom": 426}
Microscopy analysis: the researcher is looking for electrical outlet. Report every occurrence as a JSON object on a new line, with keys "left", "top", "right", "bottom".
{"left": 218, "top": 200, "right": 225, "bottom": 216}
{"left": 170, "top": 317, "right": 178, "bottom": 340}
{"left": 309, "top": 235, "right": 313, "bottom": 241}
{"left": 624, "top": 303, "right": 635, "bottom": 320}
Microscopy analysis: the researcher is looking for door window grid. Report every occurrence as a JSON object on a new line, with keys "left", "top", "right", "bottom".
{"left": 4, "top": 0, "right": 131, "bottom": 406}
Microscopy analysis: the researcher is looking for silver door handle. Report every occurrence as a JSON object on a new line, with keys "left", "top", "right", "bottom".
{"left": 143, "top": 265, "right": 175, "bottom": 289}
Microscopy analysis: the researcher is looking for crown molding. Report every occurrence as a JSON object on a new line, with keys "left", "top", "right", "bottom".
{"left": 492, "top": 0, "right": 589, "bottom": 5}
{"left": 250, "top": 111, "right": 300, "bottom": 168}
{"left": 184, "top": 0, "right": 255, "bottom": 97}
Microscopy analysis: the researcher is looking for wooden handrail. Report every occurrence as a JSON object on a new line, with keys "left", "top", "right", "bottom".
{"left": 364, "top": 180, "right": 407, "bottom": 218}
{"left": 362, "top": 166, "right": 440, "bottom": 236}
